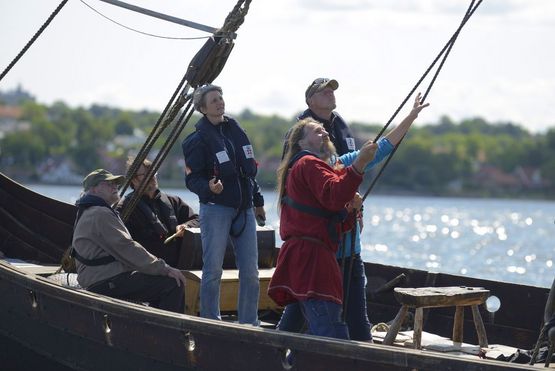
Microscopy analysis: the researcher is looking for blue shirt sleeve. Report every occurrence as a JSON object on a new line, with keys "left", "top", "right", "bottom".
{"left": 338, "top": 137, "right": 394, "bottom": 171}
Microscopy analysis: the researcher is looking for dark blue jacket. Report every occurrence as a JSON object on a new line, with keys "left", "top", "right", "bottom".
{"left": 182, "top": 115, "right": 264, "bottom": 210}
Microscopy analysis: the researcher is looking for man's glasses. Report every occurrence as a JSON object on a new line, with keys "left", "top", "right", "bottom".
{"left": 136, "top": 171, "right": 158, "bottom": 179}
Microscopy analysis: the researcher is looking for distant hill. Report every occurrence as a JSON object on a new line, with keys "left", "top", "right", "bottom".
{"left": 1, "top": 87, "right": 554, "bottom": 199}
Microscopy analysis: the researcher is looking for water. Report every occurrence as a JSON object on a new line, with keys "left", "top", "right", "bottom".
{"left": 26, "top": 183, "right": 555, "bottom": 289}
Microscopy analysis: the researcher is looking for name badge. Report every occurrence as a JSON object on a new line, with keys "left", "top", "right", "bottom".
{"left": 346, "top": 137, "right": 356, "bottom": 151}
{"left": 243, "top": 144, "right": 254, "bottom": 159}
{"left": 216, "top": 150, "right": 230, "bottom": 163}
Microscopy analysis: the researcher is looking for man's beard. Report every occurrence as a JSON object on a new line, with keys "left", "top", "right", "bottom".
{"left": 319, "top": 139, "right": 337, "bottom": 163}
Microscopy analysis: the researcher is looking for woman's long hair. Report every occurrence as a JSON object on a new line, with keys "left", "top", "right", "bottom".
{"left": 276, "top": 118, "right": 318, "bottom": 213}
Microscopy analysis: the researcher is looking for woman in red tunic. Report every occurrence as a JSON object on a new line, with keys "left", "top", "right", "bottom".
{"left": 268, "top": 118, "right": 377, "bottom": 339}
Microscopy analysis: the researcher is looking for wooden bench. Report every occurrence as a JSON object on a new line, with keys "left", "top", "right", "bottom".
{"left": 182, "top": 268, "right": 278, "bottom": 315}
{"left": 383, "top": 286, "right": 490, "bottom": 349}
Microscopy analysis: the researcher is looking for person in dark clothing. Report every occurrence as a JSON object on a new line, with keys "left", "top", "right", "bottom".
{"left": 181, "top": 84, "right": 265, "bottom": 325}
{"left": 281, "top": 78, "right": 355, "bottom": 159}
{"left": 117, "top": 158, "right": 199, "bottom": 268}
{"left": 279, "top": 78, "right": 430, "bottom": 341}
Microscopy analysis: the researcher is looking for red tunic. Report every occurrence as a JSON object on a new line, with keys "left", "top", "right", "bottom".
{"left": 267, "top": 154, "right": 363, "bottom": 306}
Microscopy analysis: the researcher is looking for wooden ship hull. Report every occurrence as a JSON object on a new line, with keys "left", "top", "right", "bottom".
{"left": 0, "top": 172, "right": 549, "bottom": 370}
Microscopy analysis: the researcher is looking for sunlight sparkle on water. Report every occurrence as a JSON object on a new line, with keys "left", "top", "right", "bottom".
{"left": 525, "top": 217, "right": 533, "bottom": 225}
{"left": 507, "top": 249, "right": 514, "bottom": 256}
{"left": 507, "top": 266, "right": 526, "bottom": 274}
{"left": 525, "top": 254, "right": 536, "bottom": 263}
{"left": 473, "top": 225, "right": 492, "bottom": 236}
{"left": 547, "top": 260, "right": 553, "bottom": 268}
{"left": 364, "top": 244, "right": 389, "bottom": 253}
{"left": 450, "top": 231, "right": 460, "bottom": 239}
{"left": 496, "top": 226, "right": 507, "bottom": 241}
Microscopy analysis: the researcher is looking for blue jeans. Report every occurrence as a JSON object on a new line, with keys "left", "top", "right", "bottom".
{"left": 199, "top": 203, "right": 259, "bottom": 325}
{"left": 277, "top": 254, "right": 372, "bottom": 341}
{"left": 299, "top": 299, "right": 349, "bottom": 340}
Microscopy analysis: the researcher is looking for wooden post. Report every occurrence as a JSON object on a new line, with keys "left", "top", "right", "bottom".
{"left": 413, "top": 307, "right": 423, "bottom": 349}
{"left": 383, "top": 305, "right": 408, "bottom": 345}
{"left": 471, "top": 305, "right": 488, "bottom": 348}
{"left": 452, "top": 305, "right": 464, "bottom": 343}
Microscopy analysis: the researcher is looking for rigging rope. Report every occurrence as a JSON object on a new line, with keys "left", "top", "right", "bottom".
{"left": 119, "top": 0, "right": 253, "bottom": 222}
{"left": 0, "top": 0, "right": 69, "bottom": 84}
{"left": 342, "top": 0, "right": 482, "bottom": 320}
{"left": 360, "top": 0, "right": 482, "bottom": 203}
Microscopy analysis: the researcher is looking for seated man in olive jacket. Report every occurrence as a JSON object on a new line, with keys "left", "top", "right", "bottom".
{"left": 73, "top": 169, "right": 186, "bottom": 313}
{"left": 117, "top": 158, "right": 199, "bottom": 268}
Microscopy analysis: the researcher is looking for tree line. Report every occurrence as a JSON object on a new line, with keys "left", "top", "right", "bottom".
{"left": 1, "top": 98, "right": 554, "bottom": 199}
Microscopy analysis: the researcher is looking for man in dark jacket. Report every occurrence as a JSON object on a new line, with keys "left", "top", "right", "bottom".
{"left": 117, "top": 158, "right": 199, "bottom": 268}
{"left": 282, "top": 78, "right": 355, "bottom": 159}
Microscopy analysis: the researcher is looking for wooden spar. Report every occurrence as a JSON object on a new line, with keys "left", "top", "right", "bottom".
{"left": 97, "top": 0, "right": 234, "bottom": 37}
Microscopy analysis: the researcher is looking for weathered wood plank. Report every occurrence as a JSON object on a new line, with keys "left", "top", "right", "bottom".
{"left": 453, "top": 305, "right": 465, "bottom": 343}
{"left": 394, "top": 286, "right": 490, "bottom": 308}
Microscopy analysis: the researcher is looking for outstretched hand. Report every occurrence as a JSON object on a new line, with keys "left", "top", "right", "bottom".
{"left": 410, "top": 92, "right": 430, "bottom": 118}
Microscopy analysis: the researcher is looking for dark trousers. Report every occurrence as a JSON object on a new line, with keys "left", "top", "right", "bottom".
{"left": 88, "top": 271, "right": 185, "bottom": 313}
{"left": 341, "top": 254, "right": 372, "bottom": 341}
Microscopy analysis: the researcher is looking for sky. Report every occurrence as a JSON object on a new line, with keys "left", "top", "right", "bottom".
{"left": 1, "top": 0, "right": 554, "bottom": 133}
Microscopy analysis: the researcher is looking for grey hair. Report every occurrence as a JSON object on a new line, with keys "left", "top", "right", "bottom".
{"left": 193, "top": 84, "right": 223, "bottom": 112}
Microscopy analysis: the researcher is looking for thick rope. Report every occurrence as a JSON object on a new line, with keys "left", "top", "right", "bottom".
{"left": 218, "top": 0, "right": 252, "bottom": 35}
{"left": 341, "top": 0, "right": 482, "bottom": 319}
{"left": 121, "top": 99, "right": 194, "bottom": 222}
{"left": 0, "top": 0, "right": 69, "bottom": 83}
{"left": 360, "top": 0, "right": 482, "bottom": 203}
{"left": 118, "top": 76, "right": 190, "bottom": 198}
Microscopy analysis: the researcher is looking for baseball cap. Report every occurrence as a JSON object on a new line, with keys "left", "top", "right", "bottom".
{"left": 305, "top": 78, "right": 339, "bottom": 101}
{"left": 82, "top": 169, "right": 125, "bottom": 191}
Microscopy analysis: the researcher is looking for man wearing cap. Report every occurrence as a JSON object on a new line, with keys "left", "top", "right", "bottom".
{"left": 72, "top": 168, "right": 187, "bottom": 313}
{"left": 278, "top": 79, "right": 430, "bottom": 341}
{"left": 282, "top": 78, "right": 354, "bottom": 159}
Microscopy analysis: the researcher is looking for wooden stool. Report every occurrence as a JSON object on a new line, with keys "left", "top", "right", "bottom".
{"left": 383, "top": 286, "right": 490, "bottom": 349}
